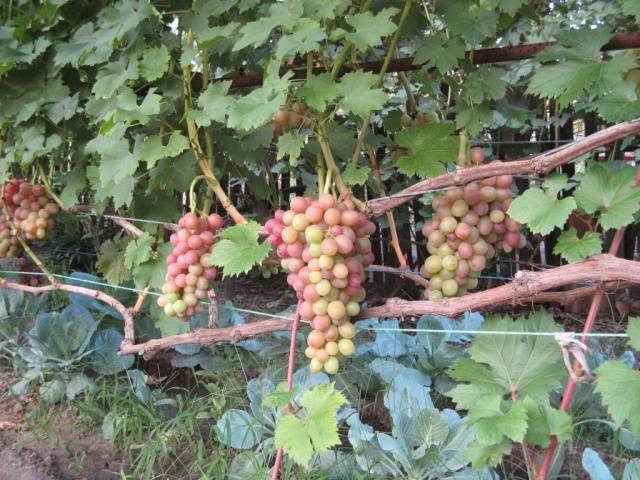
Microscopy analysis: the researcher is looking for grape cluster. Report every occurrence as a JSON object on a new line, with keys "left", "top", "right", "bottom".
{"left": 271, "top": 102, "right": 311, "bottom": 136}
{"left": 420, "top": 175, "right": 525, "bottom": 300}
{"left": 1, "top": 179, "right": 59, "bottom": 241}
{"left": 0, "top": 217, "right": 20, "bottom": 259}
{"left": 265, "top": 194, "right": 376, "bottom": 374}
{"left": 156, "top": 213, "right": 223, "bottom": 320}
{"left": 17, "top": 257, "right": 44, "bottom": 286}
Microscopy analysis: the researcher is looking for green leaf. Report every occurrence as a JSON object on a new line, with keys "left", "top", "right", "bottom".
{"left": 527, "top": 61, "right": 603, "bottom": 109}
{"left": 227, "top": 86, "right": 286, "bottom": 131}
{"left": 137, "top": 131, "right": 189, "bottom": 169}
{"left": 274, "top": 383, "right": 347, "bottom": 467}
{"left": 47, "top": 92, "right": 79, "bottom": 124}
{"left": 210, "top": 222, "right": 271, "bottom": 277}
{"left": 39, "top": 379, "right": 66, "bottom": 404}
{"left": 277, "top": 131, "right": 306, "bottom": 165}
{"left": 341, "top": 164, "right": 370, "bottom": 186}
{"left": 140, "top": 45, "right": 170, "bottom": 81}
{"left": 553, "top": 228, "right": 602, "bottom": 263}
{"left": 133, "top": 242, "right": 173, "bottom": 290}
{"left": 124, "top": 233, "right": 154, "bottom": 269}
{"left": 455, "top": 101, "right": 494, "bottom": 136}
{"left": 464, "top": 67, "right": 508, "bottom": 103}
{"left": 233, "top": 2, "right": 301, "bottom": 51}
{"left": 194, "top": 81, "right": 233, "bottom": 127}
{"left": 574, "top": 162, "right": 640, "bottom": 230}
{"left": 297, "top": 73, "right": 338, "bottom": 112}
{"left": 437, "top": 3, "right": 499, "bottom": 45}
{"left": 449, "top": 312, "right": 564, "bottom": 403}
{"left": 59, "top": 167, "right": 86, "bottom": 209}
{"left": 275, "top": 19, "right": 326, "bottom": 61}
{"left": 523, "top": 397, "right": 573, "bottom": 447}
{"left": 464, "top": 439, "right": 512, "bottom": 469}
{"left": 622, "top": 1, "right": 640, "bottom": 22}
{"left": 92, "top": 57, "right": 139, "bottom": 99}
{"left": 472, "top": 395, "right": 528, "bottom": 444}
{"left": 448, "top": 358, "right": 504, "bottom": 410}
{"left": 592, "top": 82, "right": 640, "bottom": 123}
{"left": 628, "top": 317, "right": 640, "bottom": 351}
{"left": 263, "top": 385, "right": 299, "bottom": 409}
{"left": 508, "top": 186, "right": 576, "bottom": 235}
{"left": 488, "top": 0, "right": 526, "bottom": 15}
{"left": 594, "top": 361, "right": 640, "bottom": 438}
{"left": 96, "top": 236, "right": 131, "bottom": 285}
{"left": 414, "top": 35, "right": 465, "bottom": 74}
{"left": 336, "top": 71, "right": 388, "bottom": 118}
{"left": 66, "top": 372, "right": 96, "bottom": 400}
{"left": 395, "top": 123, "right": 459, "bottom": 179}
{"left": 344, "top": 8, "right": 399, "bottom": 52}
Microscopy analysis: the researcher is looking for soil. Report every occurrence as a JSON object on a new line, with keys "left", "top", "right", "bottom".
{"left": 0, "top": 373, "right": 124, "bottom": 480}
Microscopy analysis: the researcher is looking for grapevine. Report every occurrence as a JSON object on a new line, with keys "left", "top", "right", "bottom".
{"left": 420, "top": 151, "right": 525, "bottom": 300}
{"left": 157, "top": 212, "right": 223, "bottom": 320}
{"left": 265, "top": 194, "right": 376, "bottom": 374}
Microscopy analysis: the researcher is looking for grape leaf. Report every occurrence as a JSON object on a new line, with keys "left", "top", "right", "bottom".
{"left": 193, "top": 81, "right": 233, "bottom": 127}
{"left": 297, "top": 73, "right": 338, "bottom": 112}
{"left": 464, "top": 440, "right": 512, "bottom": 469}
{"left": 92, "top": 58, "right": 139, "bottom": 99}
{"left": 277, "top": 131, "right": 306, "bottom": 165}
{"left": 436, "top": 2, "right": 499, "bottom": 45}
{"left": 227, "top": 86, "right": 286, "bottom": 131}
{"left": 574, "top": 162, "right": 640, "bottom": 230}
{"left": 341, "top": 164, "right": 370, "bottom": 186}
{"left": 263, "top": 385, "right": 299, "bottom": 408}
{"left": 59, "top": 167, "right": 86, "bottom": 209}
{"left": 274, "top": 383, "right": 347, "bottom": 467}
{"left": 622, "top": 1, "right": 640, "bottom": 22}
{"left": 395, "top": 123, "right": 459, "bottom": 179}
{"left": 464, "top": 67, "right": 508, "bottom": 103}
{"left": 344, "top": 8, "right": 399, "bottom": 52}
{"left": 137, "top": 131, "right": 189, "bottom": 169}
{"left": 449, "top": 312, "right": 564, "bottom": 404}
{"left": 275, "top": 19, "right": 326, "bottom": 61}
{"left": 210, "top": 222, "right": 271, "bottom": 277}
{"left": 413, "top": 35, "right": 465, "bottom": 74}
{"left": 553, "top": 228, "right": 602, "bottom": 263}
{"left": 140, "top": 45, "right": 170, "bottom": 81}
{"left": 47, "top": 93, "right": 79, "bottom": 124}
{"left": 96, "top": 236, "right": 131, "bottom": 285}
{"left": 336, "top": 71, "right": 387, "bottom": 118}
{"left": 592, "top": 82, "right": 640, "bottom": 123}
{"left": 472, "top": 395, "right": 528, "bottom": 444}
{"left": 627, "top": 317, "right": 640, "bottom": 351}
{"left": 594, "top": 361, "right": 640, "bottom": 438}
{"left": 508, "top": 186, "right": 576, "bottom": 235}
{"left": 124, "top": 233, "right": 154, "bottom": 269}
{"left": 86, "top": 132, "right": 140, "bottom": 187}
{"left": 455, "top": 101, "right": 494, "bottom": 137}
{"left": 488, "top": 0, "right": 527, "bottom": 15}
{"left": 133, "top": 242, "right": 173, "bottom": 290}
{"left": 233, "top": 2, "right": 302, "bottom": 51}
{"left": 523, "top": 397, "right": 573, "bottom": 447}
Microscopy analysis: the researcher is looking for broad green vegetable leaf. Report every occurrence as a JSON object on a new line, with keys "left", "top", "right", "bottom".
{"left": 66, "top": 373, "right": 96, "bottom": 400}
{"left": 210, "top": 222, "right": 271, "bottom": 277}
{"left": 395, "top": 123, "right": 459, "bottom": 179}
{"left": 464, "top": 67, "right": 508, "bottom": 103}
{"left": 344, "top": 8, "right": 399, "bottom": 52}
{"left": 124, "top": 233, "right": 154, "bottom": 269}
{"left": 508, "top": 185, "right": 576, "bottom": 235}
{"left": 341, "top": 165, "right": 370, "bottom": 186}
{"left": 217, "top": 409, "right": 265, "bottom": 449}
{"left": 553, "top": 228, "right": 602, "bottom": 263}
{"left": 227, "top": 86, "right": 286, "bottom": 131}
{"left": 628, "top": 317, "right": 640, "bottom": 351}
{"left": 336, "top": 71, "right": 387, "bottom": 118}
{"left": 140, "top": 45, "right": 170, "bottom": 81}
{"left": 274, "top": 383, "right": 347, "bottom": 467}
{"left": 523, "top": 397, "right": 573, "bottom": 447}
{"left": 297, "top": 73, "right": 338, "bottom": 112}
{"left": 413, "top": 35, "right": 465, "bottom": 74}
{"left": 472, "top": 395, "right": 528, "bottom": 444}
{"left": 90, "top": 329, "right": 134, "bottom": 375}
{"left": 194, "top": 81, "right": 233, "bottom": 127}
{"left": 574, "top": 162, "right": 640, "bottom": 230}
{"left": 137, "top": 131, "right": 189, "bottom": 169}
{"left": 582, "top": 448, "right": 615, "bottom": 480}
{"left": 594, "top": 361, "right": 640, "bottom": 437}
{"left": 39, "top": 379, "right": 66, "bottom": 404}
{"left": 277, "top": 131, "right": 306, "bottom": 165}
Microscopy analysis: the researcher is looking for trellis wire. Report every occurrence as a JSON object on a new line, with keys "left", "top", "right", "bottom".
{"left": 0, "top": 269, "right": 629, "bottom": 339}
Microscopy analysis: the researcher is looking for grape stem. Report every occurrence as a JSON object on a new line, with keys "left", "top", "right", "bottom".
{"left": 189, "top": 175, "right": 208, "bottom": 214}
{"left": 456, "top": 128, "right": 468, "bottom": 167}
{"left": 182, "top": 30, "right": 246, "bottom": 225}
{"left": 36, "top": 164, "right": 65, "bottom": 211}
{"left": 367, "top": 145, "right": 407, "bottom": 269}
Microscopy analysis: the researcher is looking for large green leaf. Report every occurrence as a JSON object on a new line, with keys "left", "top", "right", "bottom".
{"left": 395, "top": 123, "right": 459, "bottom": 179}
{"left": 210, "top": 222, "right": 271, "bottom": 277}
{"left": 594, "top": 361, "right": 640, "bottom": 438}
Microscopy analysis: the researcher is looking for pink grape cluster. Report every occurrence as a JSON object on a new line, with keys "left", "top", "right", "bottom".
{"left": 156, "top": 212, "right": 223, "bottom": 320}
{"left": 265, "top": 194, "right": 376, "bottom": 374}
{"left": 420, "top": 175, "right": 525, "bottom": 300}
{"left": 1, "top": 179, "right": 59, "bottom": 241}
{"left": 0, "top": 217, "right": 20, "bottom": 259}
